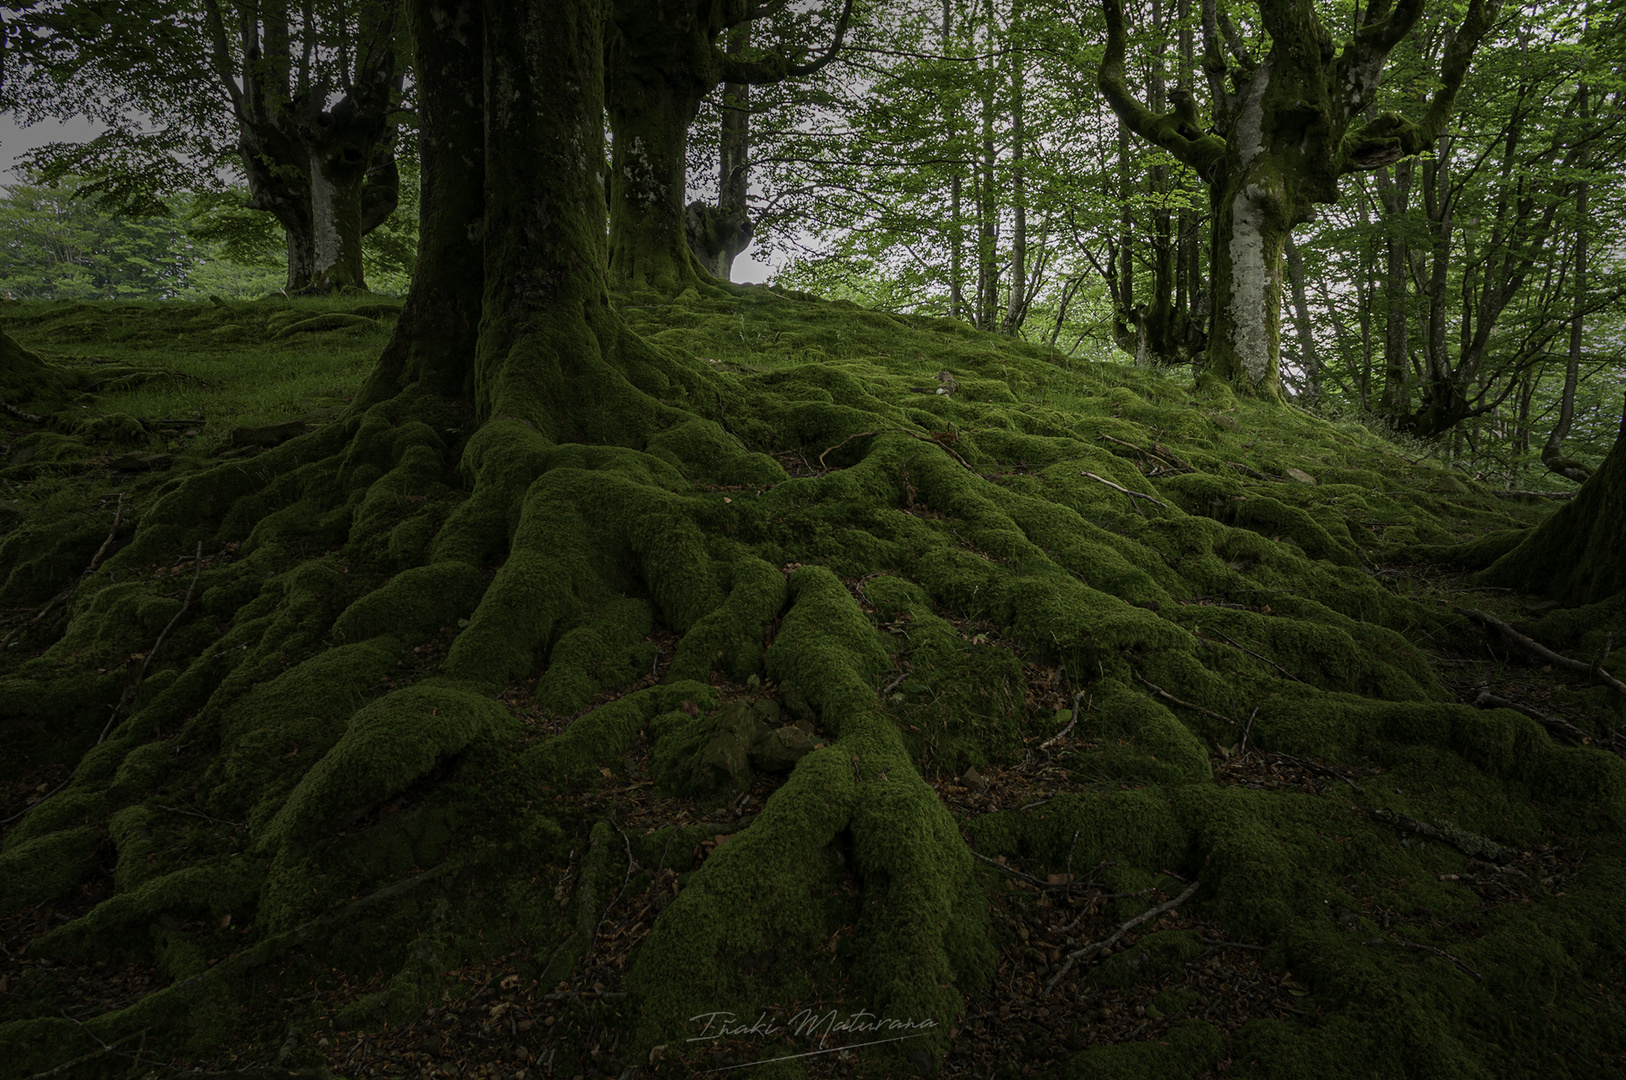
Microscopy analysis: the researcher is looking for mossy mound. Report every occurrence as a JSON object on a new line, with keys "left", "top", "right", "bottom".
{"left": 1, "top": 286, "right": 1622, "bottom": 1078}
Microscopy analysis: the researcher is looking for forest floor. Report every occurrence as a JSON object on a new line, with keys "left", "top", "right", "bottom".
{"left": 0, "top": 290, "right": 1623, "bottom": 1080}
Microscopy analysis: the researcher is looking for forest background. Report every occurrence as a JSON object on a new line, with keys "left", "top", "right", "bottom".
{"left": 3, "top": 0, "right": 1623, "bottom": 487}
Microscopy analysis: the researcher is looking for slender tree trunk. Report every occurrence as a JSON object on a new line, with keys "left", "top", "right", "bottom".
{"left": 945, "top": 0, "right": 964, "bottom": 319}
{"left": 1001, "top": 0, "right": 1027, "bottom": 336}
{"left": 1116, "top": 118, "right": 1134, "bottom": 346}
{"left": 1374, "top": 163, "right": 1412, "bottom": 417}
{"left": 1283, "top": 234, "right": 1319, "bottom": 405}
{"left": 687, "top": 23, "right": 754, "bottom": 281}
{"left": 1352, "top": 178, "right": 1365, "bottom": 411}
{"left": 1543, "top": 83, "right": 1593, "bottom": 484}
{"left": 1411, "top": 145, "right": 1458, "bottom": 435}
{"left": 977, "top": 0, "right": 999, "bottom": 330}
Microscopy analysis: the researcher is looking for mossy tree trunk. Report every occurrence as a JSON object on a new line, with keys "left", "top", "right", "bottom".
{"left": 1484, "top": 396, "right": 1626, "bottom": 605}
{"left": 1098, "top": 0, "right": 1497, "bottom": 398}
{"left": 606, "top": 0, "right": 851, "bottom": 294}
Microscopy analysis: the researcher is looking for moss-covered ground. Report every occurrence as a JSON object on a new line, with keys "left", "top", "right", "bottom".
{"left": 1, "top": 287, "right": 1623, "bottom": 1079}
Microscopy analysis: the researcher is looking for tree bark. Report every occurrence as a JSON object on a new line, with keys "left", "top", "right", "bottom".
{"left": 946, "top": 0, "right": 966, "bottom": 319}
{"left": 606, "top": 1, "right": 712, "bottom": 293}
{"left": 1542, "top": 82, "right": 1593, "bottom": 485}
{"left": 1001, "top": 0, "right": 1028, "bottom": 336}
{"left": 1485, "top": 395, "right": 1626, "bottom": 606}
{"left": 1283, "top": 234, "right": 1320, "bottom": 404}
{"left": 686, "top": 23, "right": 755, "bottom": 281}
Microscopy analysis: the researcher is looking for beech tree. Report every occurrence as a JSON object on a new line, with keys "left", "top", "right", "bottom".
{"left": 2, "top": 0, "right": 407, "bottom": 292}
{"left": 1097, "top": 0, "right": 1498, "bottom": 397}
{"left": 605, "top": 0, "right": 852, "bottom": 293}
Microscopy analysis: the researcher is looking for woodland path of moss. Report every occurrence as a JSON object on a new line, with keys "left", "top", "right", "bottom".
{"left": 0, "top": 288, "right": 1623, "bottom": 1080}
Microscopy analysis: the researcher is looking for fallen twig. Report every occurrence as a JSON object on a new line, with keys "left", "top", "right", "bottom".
{"left": 1, "top": 496, "right": 129, "bottom": 652}
{"left": 818, "top": 427, "right": 978, "bottom": 472}
{"left": 1456, "top": 608, "right": 1625, "bottom": 697}
{"left": 1367, "top": 807, "right": 1511, "bottom": 862}
{"left": 1132, "top": 671, "right": 1234, "bottom": 726}
{"left": 1272, "top": 753, "right": 1367, "bottom": 796}
{"left": 19, "top": 1030, "right": 150, "bottom": 1080}
{"left": 1363, "top": 937, "right": 1482, "bottom": 981}
{"left": 102, "top": 540, "right": 204, "bottom": 742}
{"left": 1044, "top": 877, "right": 1202, "bottom": 994}
{"left": 85, "top": 493, "right": 125, "bottom": 574}
{"left": 1472, "top": 690, "right": 1594, "bottom": 746}
{"left": 3, "top": 399, "right": 46, "bottom": 423}
{"left": 1200, "top": 627, "right": 1304, "bottom": 683}
{"left": 1201, "top": 938, "right": 1267, "bottom": 952}
{"left": 1239, "top": 706, "right": 1260, "bottom": 757}
{"left": 1080, "top": 470, "right": 1170, "bottom": 511}
{"left": 1226, "top": 461, "right": 1274, "bottom": 482}
{"left": 1096, "top": 433, "right": 1192, "bottom": 474}
{"left": 1039, "top": 690, "right": 1085, "bottom": 750}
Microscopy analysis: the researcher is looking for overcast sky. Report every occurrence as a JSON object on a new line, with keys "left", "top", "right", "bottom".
{"left": 0, "top": 112, "right": 102, "bottom": 183}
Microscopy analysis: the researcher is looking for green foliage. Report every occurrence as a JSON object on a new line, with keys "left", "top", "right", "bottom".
{"left": 0, "top": 174, "right": 191, "bottom": 300}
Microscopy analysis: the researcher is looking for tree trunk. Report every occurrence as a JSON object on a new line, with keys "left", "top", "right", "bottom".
{"left": 1201, "top": 61, "right": 1292, "bottom": 393}
{"left": 225, "top": 0, "right": 404, "bottom": 294}
{"left": 1000, "top": 0, "right": 1027, "bottom": 336}
{"left": 1283, "top": 234, "right": 1320, "bottom": 405}
{"left": 1485, "top": 395, "right": 1626, "bottom": 606}
{"left": 1542, "top": 83, "right": 1592, "bottom": 485}
{"left": 1374, "top": 163, "right": 1412, "bottom": 417}
{"left": 1096, "top": 0, "right": 1495, "bottom": 398}
{"left": 686, "top": 24, "right": 754, "bottom": 281}
{"left": 606, "top": 6, "right": 709, "bottom": 294}
{"left": 976, "top": 0, "right": 999, "bottom": 331}
{"left": 945, "top": 0, "right": 965, "bottom": 319}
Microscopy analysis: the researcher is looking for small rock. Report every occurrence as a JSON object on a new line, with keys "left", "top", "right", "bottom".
{"left": 1284, "top": 467, "right": 1317, "bottom": 485}
{"left": 749, "top": 724, "right": 818, "bottom": 772}
{"left": 962, "top": 766, "right": 989, "bottom": 791}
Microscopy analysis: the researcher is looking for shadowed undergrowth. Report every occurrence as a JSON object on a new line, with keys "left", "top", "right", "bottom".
{"left": 0, "top": 287, "right": 1623, "bottom": 1079}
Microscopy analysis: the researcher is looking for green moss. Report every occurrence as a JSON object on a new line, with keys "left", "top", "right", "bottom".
{"left": 528, "top": 680, "right": 719, "bottom": 787}
{"left": 0, "top": 825, "right": 103, "bottom": 914}
{"left": 667, "top": 554, "right": 788, "bottom": 683}
{"left": 259, "top": 677, "right": 513, "bottom": 847}
{"left": 1064, "top": 1019, "right": 1225, "bottom": 1080}
{"left": 535, "top": 595, "right": 657, "bottom": 714}
{"left": 332, "top": 560, "right": 486, "bottom": 645}
{"left": 5, "top": 285, "right": 1620, "bottom": 1076}
{"left": 866, "top": 574, "right": 1026, "bottom": 774}
{"left": 31, "top": 855, "right": 263, "bottom": 959}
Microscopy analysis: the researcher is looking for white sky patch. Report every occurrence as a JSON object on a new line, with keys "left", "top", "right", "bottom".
{"left": 0, "top": 113, "right": 104, "bottom": 184}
